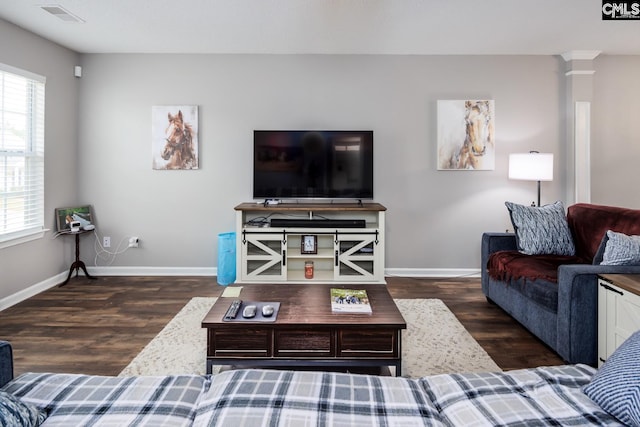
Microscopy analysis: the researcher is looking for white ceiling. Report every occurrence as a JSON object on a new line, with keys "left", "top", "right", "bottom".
{"left": 0, "top": 0, "right": 639, "bottom": 55}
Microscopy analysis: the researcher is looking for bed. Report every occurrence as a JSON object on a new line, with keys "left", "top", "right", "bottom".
{"left": 2, "top": 335, "right": 638, "bottom": 426}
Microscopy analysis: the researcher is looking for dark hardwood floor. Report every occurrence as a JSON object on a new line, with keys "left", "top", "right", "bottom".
{"left": 0, "top": 275, "right": 563, "bottom": 377}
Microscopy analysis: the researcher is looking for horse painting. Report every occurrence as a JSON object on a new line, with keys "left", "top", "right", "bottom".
{"left": 152, "top": 106, "right": 198, "bottom": 170}
{"left": 437, "top": 100, "right": 495, "bottom": 170}
{"left": 161, "top": 110, "right": 197, "bottom": 169}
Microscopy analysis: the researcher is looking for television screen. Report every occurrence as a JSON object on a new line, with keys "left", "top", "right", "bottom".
{"left": 253, "top": 130, "right": 373, "bottom": 200}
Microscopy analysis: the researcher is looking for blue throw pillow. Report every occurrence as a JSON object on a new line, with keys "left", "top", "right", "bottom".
{"left": 601, "top": 230, "right": 640, "bottom": 266}
{"left": 584, "top": 330, "right": 640, "bottom": 426}
{"left": 505, "top": 201, "right": 576, "bottom": 256}
{"left": 0, "top": 390, "right": 47, "bottom": 426}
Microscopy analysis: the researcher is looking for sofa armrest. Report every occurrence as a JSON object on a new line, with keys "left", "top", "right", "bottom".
{"left": 481, "top": 233, "right": 517, "bottom": 292}
{"left": 0, "top": 340, "right": 14, "bottom": 388}
{"left": 556, "top": 264, "right": 640, "bottom": 364}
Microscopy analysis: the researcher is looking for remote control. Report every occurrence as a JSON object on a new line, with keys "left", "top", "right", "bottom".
{"left": 224, "top": 300, "right": 242, "bottom": 320}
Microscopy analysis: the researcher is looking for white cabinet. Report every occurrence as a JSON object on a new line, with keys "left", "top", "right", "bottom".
{"left": 598, "top": 275, "right": 640, "bottom": 366}
{"left": 236, "top": 203, "right": 386, "bottom": 284}
{"left": 242, "top": 233, "right": 286, "bottom": 281}
{"left": 335, "top": 233, "right": 381, "bottom": 281}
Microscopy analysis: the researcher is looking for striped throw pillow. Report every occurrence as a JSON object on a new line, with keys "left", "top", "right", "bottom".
{"left": 505, "top": 201, "right": 576, "bottom": 256}
{"left": 583, "top": 330, "right": 640, "bottom": 426}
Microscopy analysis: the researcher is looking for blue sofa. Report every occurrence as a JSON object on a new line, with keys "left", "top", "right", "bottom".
{"left": 481, "top": 203, "right": 640, "bottom": 365}
{"left": 0, "top": 341, "right": 12, "bottom": 389}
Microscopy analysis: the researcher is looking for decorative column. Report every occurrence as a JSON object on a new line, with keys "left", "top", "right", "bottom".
{"left": 561, "top": 50, "right": 600, "bottom": 205}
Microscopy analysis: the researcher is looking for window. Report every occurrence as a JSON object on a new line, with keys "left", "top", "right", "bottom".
{"left": 0, "top": 64, "right": 45, "bottom": 248}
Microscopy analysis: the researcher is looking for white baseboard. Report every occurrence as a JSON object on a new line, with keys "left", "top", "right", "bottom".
{"left": 86, "top": 266, "right": 479, "bottom": 278}
{"left": 86, "top": 266, "right": 217, "bottom": 276}
{"left": 0, "top": 272, "right": 67, "bottom": 311}
{"left": 385, "top": 268, "right": 480, "bottom": 278}
{"left": 87, "top": 267, "right": 480, "bottom": 278}
{"left": 0, "top": 266, "right": 479, "bottom": 311}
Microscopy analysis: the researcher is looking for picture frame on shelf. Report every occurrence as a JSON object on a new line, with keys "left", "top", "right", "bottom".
{"left": 301, "top": 235, "right": 317, "bottom": 254}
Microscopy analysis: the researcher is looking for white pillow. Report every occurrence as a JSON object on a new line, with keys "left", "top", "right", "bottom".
{"left": 601, "top": 230, "right": 640, "bottom": 266}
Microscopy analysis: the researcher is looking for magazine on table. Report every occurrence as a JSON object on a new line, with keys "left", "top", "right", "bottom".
{"left": 330, "top": 288, "right": 372, "bottom": 313}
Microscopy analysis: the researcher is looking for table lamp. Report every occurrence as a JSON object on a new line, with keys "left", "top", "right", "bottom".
{"left": 508, "top": 151, "right": 554, "bottom": 207}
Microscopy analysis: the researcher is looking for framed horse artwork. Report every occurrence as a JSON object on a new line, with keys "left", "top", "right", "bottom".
{"left": 437, "top": 99, "right": 495, "bottom": 170}
{"left": 152, "top": 105, "right": 199, "bottom": 170}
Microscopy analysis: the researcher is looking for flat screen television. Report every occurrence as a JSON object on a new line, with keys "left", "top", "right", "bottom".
{"left": 253, "top": 130, "right": 374, "bottom": 200}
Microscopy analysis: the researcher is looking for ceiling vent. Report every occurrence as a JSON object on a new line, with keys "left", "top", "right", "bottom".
{"left": 40, "top": 5, "right": 85, "bottom": 23}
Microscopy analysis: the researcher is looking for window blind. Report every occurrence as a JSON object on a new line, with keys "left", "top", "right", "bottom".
{"left": 0, "top": 64, "right": 45, "bottom": 245}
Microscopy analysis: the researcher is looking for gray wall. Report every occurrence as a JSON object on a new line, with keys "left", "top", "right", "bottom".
{"left": 76, "top": 54, "right": 567, "bottom": 272}
{"left": 592, "top": 55, "right": 640, "bottom": 206}
{"left": 0, "top": 19, "right": 79, "bottom": 303}
{"left": 2, "top": 16, "right": 640, "bottom": 303}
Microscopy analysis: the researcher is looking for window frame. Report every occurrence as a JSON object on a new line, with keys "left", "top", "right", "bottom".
{"left": 0, "top": 63, "right": 46, "bottom": 249}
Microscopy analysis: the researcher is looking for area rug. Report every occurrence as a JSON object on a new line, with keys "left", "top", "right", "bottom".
{"left": 119, "top": 297, "right": 500, "bottom": 377}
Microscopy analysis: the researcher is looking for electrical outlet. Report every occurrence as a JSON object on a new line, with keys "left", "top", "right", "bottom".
{"left": 128, "top": 237, "right": 139, "bottom": 248}
{"left": 103, "top": 236, "right": 111, "bottom": 248}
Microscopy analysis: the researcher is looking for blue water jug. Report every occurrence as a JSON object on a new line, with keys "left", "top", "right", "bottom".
{"left": 217, "top": 232, "right": 236, "bottom": 285}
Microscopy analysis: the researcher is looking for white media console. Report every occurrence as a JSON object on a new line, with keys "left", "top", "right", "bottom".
{"left": 235, "top": 202, "right": 386, "bottom": 284}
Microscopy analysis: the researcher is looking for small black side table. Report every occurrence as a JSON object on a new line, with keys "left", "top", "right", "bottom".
{"left": 60, "top": 230, "right": 97, "bottom": 286}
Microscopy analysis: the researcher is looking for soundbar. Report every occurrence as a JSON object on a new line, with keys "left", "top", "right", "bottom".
{"left": 270, "top": 218, "right": 366, "bottom": 228}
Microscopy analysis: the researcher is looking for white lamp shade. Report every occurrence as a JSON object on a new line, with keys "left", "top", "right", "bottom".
{"left": 508, "top": 153, "right": 554, "bottom": 181}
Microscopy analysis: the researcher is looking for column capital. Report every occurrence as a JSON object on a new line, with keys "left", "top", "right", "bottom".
{"left": 560, "top": 51, "right": 602, "bottom": 61}
{"left": 561, "top": 51, "right": 600, "bottom": 76}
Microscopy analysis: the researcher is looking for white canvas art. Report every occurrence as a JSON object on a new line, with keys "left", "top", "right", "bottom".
{"left": 437, "top": 100, "right": 495, "bottom": 170}
{"left": 152, "top": 105, "right": 199, "bottom": 170}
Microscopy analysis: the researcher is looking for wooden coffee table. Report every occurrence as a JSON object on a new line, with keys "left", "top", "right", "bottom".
{"left": 202, "top": 284, "right": 406, "bottom": 376}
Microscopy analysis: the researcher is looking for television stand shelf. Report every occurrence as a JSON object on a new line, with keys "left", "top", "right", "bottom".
{"left": 234, "top": 202, "right": 386, "bottom": 284}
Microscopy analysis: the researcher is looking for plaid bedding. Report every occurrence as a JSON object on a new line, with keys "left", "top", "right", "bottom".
{"left": 1, "top": 365, "right": 626, "bottom": 426}
{"left": 420, "top": 364, "right": 624, "bottom": 426}
{"left": 3, "top": 373, "right": 207, "bottom": 426}
{"left": 195, "top": 366, "right": 626, "bottom": 427}
{"left": 193, "top": 369, "right": 444, "bottom": 427}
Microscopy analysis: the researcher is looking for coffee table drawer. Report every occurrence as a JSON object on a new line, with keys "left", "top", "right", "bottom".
{"left": 274, "top": 329, "right": 335, "bottom": 357}
{"left": 338, "top": 329, "right": 398, "bottom": 357}
{"left": 209, "top": 329, "right": 271, "bottom": 357}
